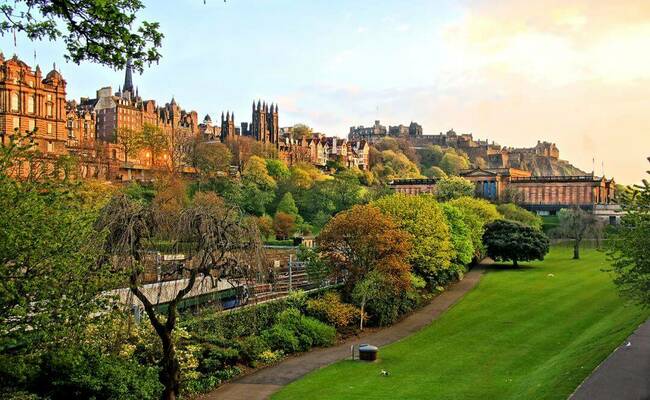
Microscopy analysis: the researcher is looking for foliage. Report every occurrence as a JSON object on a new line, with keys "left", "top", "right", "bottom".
{"left": 0, "top": 142, "right": 118, "bottom": 366}
{"left": 274, "top": 212, "right": 297, "bottom": 240}
{"left": 116, "top": 127, "right": 141, "bottom": 164}
{"left": 36, "top": 347, "right": 162, "bottom": 400}
{"left": 555, "top": 207, "right": 602, "bottom": 259}
{"left": 0, "top": 0, "right": 163, "bottom": 70}
{"left": 274, "top": 248, "right": 649, "bottom": 400}
{"left": 306, "top": 292, "right": 359, "bottom": 329}
{"left": 241, "top": 156, "right": 277, "bottom": 215}
{"left": 372, "top": 150, "right": 422, "bottom": 181}
{"left": 317, "top": 205, "right": 413, "bottom": 296}
{"left": 608, "top": 159, "right": 650, "bottom": 306}
{"left": 439, "top": 152, "right": 470, "bottom": 176}
{"left": 372, "top": 194, "right": 453, "bottom": 283}
{"left": 256, "top": 215, "right": 274, "bottom": 239}
{"left": 423, "top": 165, "right": 447, "bottom": 179}
{"left": 435, "top": 176, "right": 475, "bottom": 201}
{"left": 483, "top": 220, "right": 550, "bottom": 266}
{"left": 277, "top": 192, "right": 300, "bottom": 219}
{"left": 140, "top": 123, "right": 169, "bottom": 166}
{"left": 440, "top": 203, "right": 475, "bottom": 266}
{"left": 352, "top": 270, "right": 387, "bottom": 330}
{"left": 189, "top": 141, "right": 232, "bottom": 181}
{"left": 290, "top": 124, "right": 313, "bottom": 140}
{"left": 448, "top": 196, "right": 500, "bottom": 258}
{"left": 270, "top": 308, "right": 336, "bottom": 349}
{"left": 266, "top": 159, "right": 290, "bottom": 180}
{"left": 417, "top": 144, "right": 445, "bottom": 168}
{"left": 497, "top": 203, "right": 542, "bottom": 230}
{"left": 298, "top": 245, "right": 331, "bottom": 286}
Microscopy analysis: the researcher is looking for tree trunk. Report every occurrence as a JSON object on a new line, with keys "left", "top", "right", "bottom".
{"left": 513, "top": 259, "right": 518, "bottom": 267}
{"left": 160, "top": 329, "right": 180, "bottom": 400}
{"left": 573, "top": 240, "right": 580, "bottom": 259}
{"left": 359, "top": 298, "right": 365, "bottom": 331}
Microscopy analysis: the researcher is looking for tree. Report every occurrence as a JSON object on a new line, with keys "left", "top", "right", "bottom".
{"left": 0, "top": 140, "right": 118, "bottom": 389}
{"left": 256, "top": 215, "right": 274, "bottom": 239}
{"left": 607, "top": 158, "right": 650, "bottom": 306}
{"left": 497, "top": 203, "right": 542, "bottom": 230}
{"left": 555, "top": 207, "right": 601, "bottom": 259}
{"left": 317, "top": 204, "right": 412, "bottom": 296}
{"left": 276, "top": 192, "right": 299, "bottom": 217}
{"left": 436, "top": 176, "right": 475, "bottom": 201}
{"left": 373, "top": 194, "right": 453, "bottom": 281}
{"left": 439, "top": 152, "right": 470, "bottom": 176}
{"left": 448, "top": 196, "right": 501, "bottom": 258}
{"left": 96, "top": 192, "right": 263, "bottom": 400}
{"left": 265, "top": 159, "right": 290, "bottom": 181}
{"left": 273, "top": 211, "right": 296, "bottom": 240}
{"left": 418, "top": 144, "right": 444, "bottom": 168}
{"left": 241, "top": 156, "right": 277, "bottom": 216}
{"left": 1, "top": 0, "right": 163, "bottom": 71}
{"left": 187, "top": 140, "right": 232, "bottom": 181}
{"left": 352, "top": 270, "right": 386, "bottom": 330}
{"left": 441, "top": 203, "right": 474, "bottom": 266}
{"left": 483, "top": 220, "right": 550, "bottom": 266}
{"left": 116, "top": 127, "right": 141, "bottom": 165}
{"left": 423, "top": 165, "right": 447, "bottom": 179}
{"left": 291, "top": 123, "right": 313, "bottom": 139}
{"left": 140, "top": 124, "right": 168, "bottom": 166}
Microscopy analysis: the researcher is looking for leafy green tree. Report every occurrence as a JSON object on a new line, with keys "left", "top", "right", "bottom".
{"left": 265, "top": 159, "right": 290, "bottom": 181}
{"left": 417, "top": 144, "right": 444, "bottom": 168}
{"left": 372, "top": 194, "right": 453, "bottom": 282}
{"left": 555, "top": 207, "right": 601, "bottom": 259}
{"left": 373, "top": 150, "right": 422, "bottom": 180}
{"left": 448, "top": 196, "right": 501, "bottom": 258}
{"left": 423, "top": 165, "right": 447, "bottom": 179}
{"left": 241, "top": 156, "right": 277, "bottom": 215}
{"left": 483, "top": 220, "right": 550, "bottom": 266}
{"left": 436, "top": 176, "right": 475, "bottom": 201}
{"left": 277, "top": 192, "right": 299, "bottom": 217}
{"left": 439, "top": 152, "right": 470, "bottom": 176}
{"left": 0, "top": 0, "right": 163, "bottom": 70}
{"left": 290, "top": 123, "right": 313, "bottom": 139}
{"left": 497, "top": 203, "right": 542, "bottom": 230}
{"left": 608, "top": 159, "right": 650, "bottom": 306}
{"left": 352, "top": 270, "right": 386, "bottom": 330}
{"left": 0, "top": 141, "right": 118, "bottom": 392}
{"left": 298, "top": 245, "right": 331, "bottom": 287}
{"left": 441, "top": 203, "right": 474, "bottom": 266}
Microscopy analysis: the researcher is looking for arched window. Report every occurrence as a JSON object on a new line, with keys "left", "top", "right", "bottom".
{"left": 27, "top": 95, "right": 35, "bottom": 113}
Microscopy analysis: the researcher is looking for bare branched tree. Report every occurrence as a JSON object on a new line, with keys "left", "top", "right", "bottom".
{"left": 96, "top": 192, "right": 264, "bottom": 400}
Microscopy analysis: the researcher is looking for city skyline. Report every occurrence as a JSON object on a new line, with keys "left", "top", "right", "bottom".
{"left": 5, "top": 0, "right": 650, "bottom": 183}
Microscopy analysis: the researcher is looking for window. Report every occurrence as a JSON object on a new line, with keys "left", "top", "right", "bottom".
{"left": 13, "top": 117, "right": 20, "bottom": 130}
{"left": 28, "top": 119, "right": 35, "bottom": 131}
{"left": 47, "top": 94, "right": 52, "bottom": 101}
{"left": 47, "top": 141, "right": 54, "bottom": 153}
{"left": 11, "top": 93, "right": 19, "bottom": 111}
{"left": 27, "top": 96, "right": 35, "bottom": 113}
{"left": 46, "top": 103, "right": 53, "bottom": 117}
{"left": 47, "top": 123, "right": 52, "bottom": 134}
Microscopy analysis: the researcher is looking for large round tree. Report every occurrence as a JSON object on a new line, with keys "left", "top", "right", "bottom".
{"left": 482, "top": 220, "right": 550, "bottom": 266}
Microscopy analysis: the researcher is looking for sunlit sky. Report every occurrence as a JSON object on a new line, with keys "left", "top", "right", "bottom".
{"left": 5, "top": 0, "right": 650, "bottom": 183}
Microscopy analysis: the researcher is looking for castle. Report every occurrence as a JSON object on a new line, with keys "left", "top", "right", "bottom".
{"left": 0, "top": 54, "right": 369, "bottom": 182}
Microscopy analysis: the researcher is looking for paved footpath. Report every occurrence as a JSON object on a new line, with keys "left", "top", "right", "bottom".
{"left": 570, "top": 318, "right": 650, "bottom": 400}
{"left": 199, "top": 261, "right": 487, "bottom": 400}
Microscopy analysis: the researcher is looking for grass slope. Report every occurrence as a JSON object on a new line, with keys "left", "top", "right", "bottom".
{"left": 273, "top": 247, "right": 648, "bottom": 400}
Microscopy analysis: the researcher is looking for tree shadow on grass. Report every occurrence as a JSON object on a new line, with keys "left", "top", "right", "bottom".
{"left": 484, "top": 263, "right": 536, "bottom": 272}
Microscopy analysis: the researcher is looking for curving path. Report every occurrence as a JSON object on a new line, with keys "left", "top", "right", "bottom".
{"left": 570, "top": 318, "right": 650, "bottom": 400}
{"left": 198, "top": 261, "right": 488, "bottom": 400}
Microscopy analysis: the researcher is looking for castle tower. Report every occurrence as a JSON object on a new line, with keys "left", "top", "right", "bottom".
{"left": 122, "top": 58, "right": 134, "bottom": 99}
{"left": 266, "top": 102, "right": 279, "bottom": 144}
{"left": 220, "top": 111, "right": 236, "bottom": 142}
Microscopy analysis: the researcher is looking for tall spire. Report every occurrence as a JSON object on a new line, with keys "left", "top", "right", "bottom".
{"left": 123, "top": 58, "right": 134, "bottom": 94}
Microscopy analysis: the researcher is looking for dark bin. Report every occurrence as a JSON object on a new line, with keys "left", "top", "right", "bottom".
{"left": 358, "top": 344, "right": 378, "bottom": 361}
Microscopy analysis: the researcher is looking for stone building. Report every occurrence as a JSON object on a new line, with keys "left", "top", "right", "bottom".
{"left": 0, "top": 53, "right": 68, "bottom": 156}
{"left": 389, "top": 178, "right": 438, "bottom": 195}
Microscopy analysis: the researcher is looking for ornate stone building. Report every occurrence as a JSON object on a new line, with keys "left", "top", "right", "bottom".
{"left": 0, "top": 53, "right": 68, "bottom": 155}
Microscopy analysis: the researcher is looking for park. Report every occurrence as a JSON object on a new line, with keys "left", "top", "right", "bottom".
{"left": 272, "top": 246, "right": 648, "bottom": 400}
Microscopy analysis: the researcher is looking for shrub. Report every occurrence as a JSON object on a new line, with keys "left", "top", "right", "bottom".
{"left": 276, "top": 308, "right": 336, "bottom": 349}
{"left": 262, "top": 325, "right": 301, "bottom": 354}
{"left": 37, "top": 348, "right": 162, "bottom": 400}
{"left": 306, "top": 292, "right": 359, "bottom": 329}
{"left": 497, "top": 203, "right": 542, "bottom": 230}
{"left": 238, "top": 335, "right": 269, "bottom": 364}
{"left": 258, "top": 350, "right": 284, "bottom": 364}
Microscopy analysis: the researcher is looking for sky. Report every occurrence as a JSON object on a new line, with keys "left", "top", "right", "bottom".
{"left": 4, "top": 0, "right": 650, "bottom": 184}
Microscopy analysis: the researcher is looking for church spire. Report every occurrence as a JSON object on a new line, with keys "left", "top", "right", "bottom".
{"left": 123, "top": 58, "right": 134, "bottom": 94}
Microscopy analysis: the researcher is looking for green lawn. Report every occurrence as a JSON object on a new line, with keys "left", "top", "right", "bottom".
{"left": 273, "top": 247, "right": 649, "bottom": 400}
